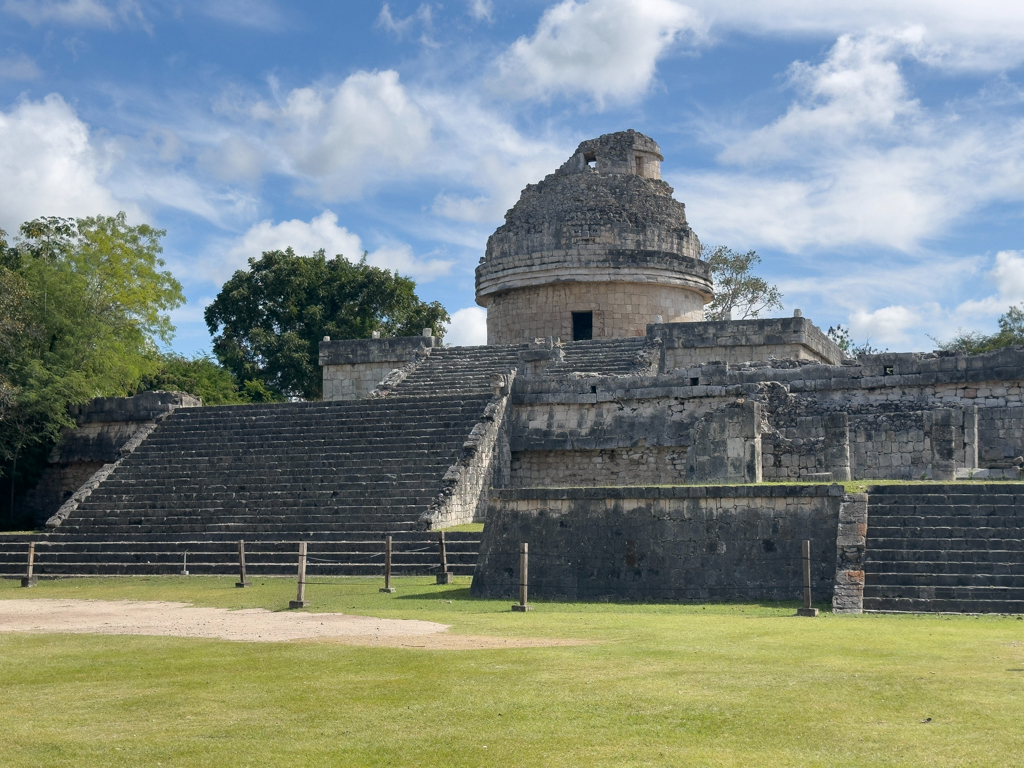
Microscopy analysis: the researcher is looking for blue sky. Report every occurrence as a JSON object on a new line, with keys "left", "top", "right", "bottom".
{"left": 2, "top": 0, "right": 1023, "bottom": 354}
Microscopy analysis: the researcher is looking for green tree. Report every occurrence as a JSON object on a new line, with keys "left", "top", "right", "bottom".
{"left": 0, "top": 213, "right": 185, "bottom": 524}
{"left": 701, "top": 245, "right": 783, "bottom": 321}
{"left": 135, "top": 353, "right": 280, "bottom": 406}
{"left": 205, "top": 248, "right": 450, "bottom": 400}
{"left": 933, "top": 306, "right": 1024, "bottom": 355}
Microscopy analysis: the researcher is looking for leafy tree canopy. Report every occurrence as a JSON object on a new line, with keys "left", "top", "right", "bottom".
{"left": 205, "top": 248, "right": 450, "bottom": 400}
{"left": 932, "top": 306, "right": 1024, "bottom": 355}
{"left": 700, "top": 245, "right": 783, "bottom": 321}
{"left": 1, "top": 213, "right": 185, "bottom": 523}
{"left": 135, "top": 354, "right": 280, "bottom": 406}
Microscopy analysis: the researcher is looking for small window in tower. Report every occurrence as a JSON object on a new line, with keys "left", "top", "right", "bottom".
{"left": 572, "top": 311, "right": 593, "bottom": 341}
{"left": 583, "top": 152, "right": 597, "bottom": 169}
{"left": 635, "top": 155, "right": 645, "bottom": 176}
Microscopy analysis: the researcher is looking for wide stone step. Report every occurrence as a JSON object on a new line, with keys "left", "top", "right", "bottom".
{"left": 866, "top": 537, "right": 1023, "bottom": 551}
{"left": 864, "top": 571, "right": 1024, "bottom": 588}
{"left": 862, "top": 596, "right": 1024, "bottom": 613}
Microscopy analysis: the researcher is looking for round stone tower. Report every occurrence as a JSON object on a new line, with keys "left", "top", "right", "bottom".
{"left": 476, "top": 129, "right": 712, "bottom": 345}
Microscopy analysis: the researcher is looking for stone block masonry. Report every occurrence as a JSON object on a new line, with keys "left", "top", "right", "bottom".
{"left": 21, "top": 391, "right": 200, "bottom": 526}
{"left": 649, "top": 317, "right": 844, "bottom": 369}
{"left": 471, "top": 485, "right": 842, "bottom": 602}
{"left": 319, "top": 335, "right": 439, "bottom": 401}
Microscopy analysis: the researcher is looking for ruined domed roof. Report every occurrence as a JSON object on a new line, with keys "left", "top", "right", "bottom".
{"left": 476, "top": 129, "right": 711, "bottom": 305}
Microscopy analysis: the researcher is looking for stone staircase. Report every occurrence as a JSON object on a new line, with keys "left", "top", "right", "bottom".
{"left": 0, "top": 393, "right": 490, "bottom": 578}
{"left": 544, "top": 338, "right": 649, "bottom": 376}
{"left": 863, "top": 484, "right": 1024, "bottom": 613}
{"left": 389, "top": 345, "right": 521, "bottom": 395}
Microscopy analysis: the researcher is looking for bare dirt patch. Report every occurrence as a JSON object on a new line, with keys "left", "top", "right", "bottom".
{"left": 0, "top": 599, "right": 585, "bottom": 649}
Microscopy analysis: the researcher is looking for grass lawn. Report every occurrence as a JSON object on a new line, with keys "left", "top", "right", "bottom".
{"left": 1, "top": 577, "right": 1022, "bottom": 767}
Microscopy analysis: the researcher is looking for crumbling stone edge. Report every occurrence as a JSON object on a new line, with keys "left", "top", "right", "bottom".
{"left": 368, "top": 350, "right": 430, "bottom": 398}
{"left": 44, "top": 416, "right": 168, "bottom": 528}
{"left": 831, "top": 492, "right": 868, "bottom": 613}
{"left": 419, "top": 371, "right": 517, "bottom": 530}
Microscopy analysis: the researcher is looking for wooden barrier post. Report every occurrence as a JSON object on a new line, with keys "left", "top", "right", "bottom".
{"left": 289, "top": 541, "right": 309, "bottom": 609}
{"left": 21, "top": 542, "right": 38, "bottom": 588}
{"left": 511, "top": 542, "right": 533, "bottom": 612}
{"left": 235, "top": 540, "right": 250, "bottom": 588}
{"left": 380, "top": 535, "right": 396, "bottom": 593}
{"left": 797, "top": 539, "right": 819, "bottom": 617}
{"left": 435, "top": 530, "right": 454, "bottom": 584}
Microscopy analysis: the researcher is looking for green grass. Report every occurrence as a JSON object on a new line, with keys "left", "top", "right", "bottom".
{"left": 2, "top": 577, "right": 1023, "bottom": 767}
{"left": 439, "top": 522, "right": 485, "bottom": 532}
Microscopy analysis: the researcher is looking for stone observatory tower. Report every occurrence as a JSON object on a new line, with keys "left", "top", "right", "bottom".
{"left": 476, "top": 129, "right": 712, "bottom": 345}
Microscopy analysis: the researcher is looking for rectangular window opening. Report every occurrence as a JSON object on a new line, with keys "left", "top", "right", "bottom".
{"left": 635, "top": 155, "right": 645, "bottom": 176}
{"left": 572, "top": 311, "right": 593, "bottom": 341}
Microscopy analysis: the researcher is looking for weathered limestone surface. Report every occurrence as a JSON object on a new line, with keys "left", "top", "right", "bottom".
{"left": 470, "top": 485, "right": 842, "bottom": 601}
{"left": 832, "top": 493, "right": 868, "bottom": 613}
{"left": 487, "top": 281, "right": 703, "bottom": 342}
{"left": 477, "top": 130, "right": 712, "bottom": 344}
{"left": 650, "top": 317, "right": 843, "bottom": 368}
{"left": 421, "top": 374, "right": 516, "bottom": 529}
{"left": 319, "top": 335, "right": 439, "bottom": 401}
{"left": 685, "top": 400, "right": 762, "bottom": 484}
{"left": 508, "top": 345, "right": 1024, "bottom": 486}
{"left": 510, "top": 447, "right": 688, "bottom": 487}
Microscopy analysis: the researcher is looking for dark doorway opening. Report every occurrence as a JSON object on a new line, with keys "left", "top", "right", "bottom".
{"left": 572, "top": 311, "right": 593, "bottom": 341}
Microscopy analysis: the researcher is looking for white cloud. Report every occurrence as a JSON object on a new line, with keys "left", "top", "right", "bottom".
{"left": 690, "top": 0, "right": 1024, "bottom": 71}
{"left": 444, "top": 306, "right": 487, "bottom": 346}
{"left": 496, "top": 0, "right": 704, "bottom": 107}
{"left": 2, "top": 0, "right": 147, "bottom": 28}
{"left": 229, "top": 69, "right": 567, "bottom": 226}
{"left": 211, "top": 210, "right": 452, "bottom": 285}
{"left": 0, "top": 94, "right": 126, "bottom": 230}
{"left": 258, "top": 70, "right": 433, "bottom": 200}
{"left": 467, "top": 0, "right": 492, "bottom": 22}
{"left": 680, "top": 31, "right": 1024, "bottom": 253}
{"left": 0, "top": 53, "right": 42, "bottom": 79}
{"left": 848, "top": 304, "right": 921, "bottom": 347}
{"left": 991, "top": 250, "right": 1024, "bottom": 304}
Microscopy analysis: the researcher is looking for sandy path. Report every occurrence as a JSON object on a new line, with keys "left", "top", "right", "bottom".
{"left": 0, "top": 599, "right": 585, "bottom": 649}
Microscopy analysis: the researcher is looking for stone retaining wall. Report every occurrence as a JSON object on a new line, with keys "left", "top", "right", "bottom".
{"left": 470, "top": 485, "right": 842, "bottom": 601}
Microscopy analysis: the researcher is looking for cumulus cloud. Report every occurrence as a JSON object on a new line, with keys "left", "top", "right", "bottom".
{"left": 444, "top": 306, "right": 487, "bottom": 346}
{"left": 254, "top": 70, "right": 433, "bottom": 200}
{"left": 210, "top": 210, "right": 453, "bottom": 285}
{"left": 496, "top": 0, "right": 704, "bottom": 107}
{"left": 0, "top": 94, "right": 126, "bottom": 230}
{"left": 990, "top": 250, "right": 1024, "bottom": 304}
{"left": 680, "top": 31, "right": 1024, "bottom": 253}
{"left": 223, "top": 69, "right": 567, "bottom": 224}
{"left": 0, "top": 53, "right": 42, "bottom": 79}
{"left": 848, "top": 304, "right": 921, "bottom": 348}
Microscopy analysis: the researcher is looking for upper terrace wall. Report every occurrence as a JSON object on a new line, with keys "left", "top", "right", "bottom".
{"left": 508, "top": 346, "right": 1024, "bottom": 485}
{"left": 648, "top": 317, "right": 844, "bottom": 369}
{"left": 319, "top": 335, "right": 439, "bottom": 401}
